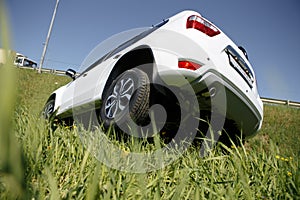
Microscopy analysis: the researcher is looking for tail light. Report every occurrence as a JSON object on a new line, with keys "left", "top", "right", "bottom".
{"left": 186, "top": 15, "right": 220, "bottom": 37}
{"left": 178, "top": 60, "right": 202, "bottom": 71}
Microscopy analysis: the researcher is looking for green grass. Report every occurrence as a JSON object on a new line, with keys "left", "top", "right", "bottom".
{"left": 1, "top": 68, "right": 299, "bottom": 199}
{"left": 253, "top": 105, "right": 300, "bottom": 157}
{"left": 15, "top": 68, "right": 70, "bottom": 115}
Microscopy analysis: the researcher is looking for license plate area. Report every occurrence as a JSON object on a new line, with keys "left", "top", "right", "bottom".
{"left": 225, "top": 46, "right": 254, "bottom": 88}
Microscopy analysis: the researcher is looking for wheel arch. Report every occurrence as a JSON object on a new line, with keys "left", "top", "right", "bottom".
{"left": 102, "top": 45, "right": 155, "bottom": 99}
{"left": 46, "top": 93, "right": 56, "bottom": 103}
{"left": 45, "top": 84, "right": 67, "bottom": 113}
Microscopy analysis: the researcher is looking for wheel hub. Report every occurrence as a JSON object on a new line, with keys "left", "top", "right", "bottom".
{"left": 104, "top": 77, "right": 134, "bottom": 119}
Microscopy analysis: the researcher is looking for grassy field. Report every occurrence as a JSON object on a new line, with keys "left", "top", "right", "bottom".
{"left": 0, "top": 68, "right": 299, "bottom": 199}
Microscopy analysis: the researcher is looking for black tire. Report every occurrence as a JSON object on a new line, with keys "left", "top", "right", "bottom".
{"left": 42, "top": 99, "right": 55, "bottom": 120}
{"left": 218, "top": 119, "right": 245, "bottom": 149}
{"left": 42, "top": 99, "right": 60, "bottom": 131}
{"left": 100, "top": 68, "right": 150, "bottom": 130}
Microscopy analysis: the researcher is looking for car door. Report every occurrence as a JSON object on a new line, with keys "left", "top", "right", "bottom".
{"left": 59, "top": 58, "right": 116, "bottom": 114}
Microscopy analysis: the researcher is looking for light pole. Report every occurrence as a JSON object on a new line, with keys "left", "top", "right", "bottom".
{"left": 38, "top": 0, "right": 60, "bottom": 73}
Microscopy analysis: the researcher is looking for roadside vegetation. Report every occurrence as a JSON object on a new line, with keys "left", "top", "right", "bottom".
{"left": 0, "top": 68, "right": 299, "bottom": 199}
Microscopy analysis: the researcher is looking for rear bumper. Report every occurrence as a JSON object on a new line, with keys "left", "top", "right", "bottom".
{"left": 190, "top": 69, "right": 263, "bottom": 138}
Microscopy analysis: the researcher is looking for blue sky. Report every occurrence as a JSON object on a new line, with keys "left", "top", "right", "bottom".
{"left": 3, "top": 0, "right": 300, "bottom": 102}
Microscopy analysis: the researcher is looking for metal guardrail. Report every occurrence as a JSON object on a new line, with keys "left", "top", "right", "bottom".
{"left": 17, "top": 66, "right": 71, "bottom": 76}
{"left": 261, "top": 97, "right": 300, "bottom": 108}
{"left": 41, "top": 68, "right": 66, "bottom": 76}
{"left": 17, "top": 66, "right": 300, "bottom": 108}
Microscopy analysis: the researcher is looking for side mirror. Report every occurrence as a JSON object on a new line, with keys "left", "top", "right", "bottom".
{"left": 66, "top": 68, "right": 76, "bottom": 80}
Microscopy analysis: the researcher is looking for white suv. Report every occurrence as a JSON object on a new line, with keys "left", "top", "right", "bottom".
{"left": 43, "top": 10, "right": 263, "bottom": 143}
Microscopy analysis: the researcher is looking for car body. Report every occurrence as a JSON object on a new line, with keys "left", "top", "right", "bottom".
{"left": 43, "top": 10, "right": 263, "bottom": 140}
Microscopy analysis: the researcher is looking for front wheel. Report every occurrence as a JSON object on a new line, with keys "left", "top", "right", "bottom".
{"left": 42, "top": 99, "right": 60, "bottom": 130}
{"left": 100, "top": 68, "right": 150, "bottom": 130}
{"left": 42, "top": 99, "right": 55, "bottom": 120}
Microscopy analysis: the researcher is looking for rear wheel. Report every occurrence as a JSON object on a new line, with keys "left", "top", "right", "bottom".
{"left": 100, "top": 68, "right": 150, "bottom": 130}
